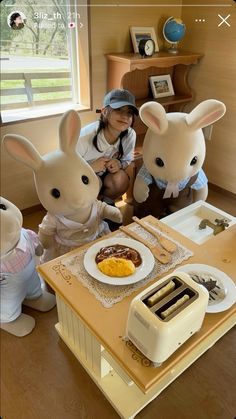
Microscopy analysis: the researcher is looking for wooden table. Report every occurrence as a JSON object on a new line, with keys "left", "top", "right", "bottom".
{"left": 38, "top": 216, "right": 236, "bottom": 419}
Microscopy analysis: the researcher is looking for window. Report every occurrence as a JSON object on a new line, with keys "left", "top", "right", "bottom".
{"left": 0, "top": 0, "right": 90, "bottom": 124}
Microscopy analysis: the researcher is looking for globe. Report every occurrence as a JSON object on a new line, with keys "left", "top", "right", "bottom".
{"left": 163, "top": 17, "right": 186, "bottom": 54}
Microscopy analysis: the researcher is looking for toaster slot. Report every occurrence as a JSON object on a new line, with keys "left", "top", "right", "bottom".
{"left": 155, "top": 288, "right": 198, "bottom": 321}
{"left": 143, "top": 276, "right": 184, "bottom": 308}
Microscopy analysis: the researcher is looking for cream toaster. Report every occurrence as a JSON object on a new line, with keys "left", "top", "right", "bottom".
{"left": 126, "top": 272, "right": 209, "bottom": 365}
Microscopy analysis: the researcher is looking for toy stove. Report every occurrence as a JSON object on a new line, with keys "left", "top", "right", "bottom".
{"left": 126, "top": 272, "right": 209, "bottom": 365}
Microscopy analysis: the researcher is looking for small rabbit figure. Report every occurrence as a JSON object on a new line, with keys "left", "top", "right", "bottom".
{"left": 133, "top": 100, "right": 226, "bottom": 218}
{"left": 3, "top": 110, "right": 122, "bottom": 262}
{"left": 0, "top": 197, "right": 56, "bottom": 337}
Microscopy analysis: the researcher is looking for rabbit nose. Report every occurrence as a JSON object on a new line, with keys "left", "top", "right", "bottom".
{"left": 69, "top": 198, "right": 84, "bottom": 210}
{"left": 5, "top": 219, "right": 21, "bottom": 234}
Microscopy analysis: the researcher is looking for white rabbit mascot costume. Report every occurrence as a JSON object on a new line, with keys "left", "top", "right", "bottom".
{"left": 133, "top": 100, "right": 226, "bottom": 219}
{"left": 3, "top": 110, "right": 122, "bottom": 263}
{"left": 0, "top": 197, "right": 56, "bottom": 337}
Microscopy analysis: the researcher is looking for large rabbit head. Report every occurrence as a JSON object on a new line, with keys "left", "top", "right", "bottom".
{"left": 139, "top": 100, "right": 226, "bottom": 183}
{"left": 0, "top": 196, "right": 23, "bottom": 256}
{"left": 3, "top": 110, "right": 100, "bottom": 217}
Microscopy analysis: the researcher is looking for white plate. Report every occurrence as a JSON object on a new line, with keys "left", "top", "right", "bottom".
{"left": 84, "top": 237, "right": 155, "bottom": 285}
{"left": 174, "top": 264, "right": 236, "bottom": 313}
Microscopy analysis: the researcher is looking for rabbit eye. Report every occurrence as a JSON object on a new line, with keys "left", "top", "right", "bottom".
{"left": 51, "top": 188, "right": 61, "bottom": 199}
{"left": 190, "top": 156, "right": 198, "bottom": 166}
{"left": 155, "top": 157, "right": 164, "bottom": 167}
{"left": 82, "top": 175, "right": 89, "bottom": 185}
{"left": 0, "top": 204, "right": 7, "bottom": 210}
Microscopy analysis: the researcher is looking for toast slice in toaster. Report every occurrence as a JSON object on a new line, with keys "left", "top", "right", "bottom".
{"left": 146, "top": 280, "right": 175, "bottom": 307}
{"left": 160, "top": 294, "right": 190, "bottom": 319}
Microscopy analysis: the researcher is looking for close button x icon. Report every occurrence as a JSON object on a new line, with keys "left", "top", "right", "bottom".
{"left": 218, "top": 14, "right": 231, "bottom": 27}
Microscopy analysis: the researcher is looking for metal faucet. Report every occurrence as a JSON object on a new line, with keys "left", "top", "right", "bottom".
{"left": 198, "top": 218, "right": 229, "bottom": 235}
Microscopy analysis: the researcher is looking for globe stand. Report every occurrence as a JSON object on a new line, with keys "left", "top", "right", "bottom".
{"left": 167, "top": 42, "right": 179, "bottom": 54}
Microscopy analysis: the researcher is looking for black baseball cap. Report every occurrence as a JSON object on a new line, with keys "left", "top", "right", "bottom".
{"left": 103, "top": 89, "right": 139, "bottom": 115}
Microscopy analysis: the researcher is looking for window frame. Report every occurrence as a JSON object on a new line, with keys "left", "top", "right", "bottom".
{"left": 0, "top": 0, "right": 91, "bottom": 125}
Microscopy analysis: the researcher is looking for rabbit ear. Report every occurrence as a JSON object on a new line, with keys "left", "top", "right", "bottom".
{"left": 186, "top": 99, "right": 226, "bottom": 130}
{"left": 139, "top": 102, "right": 168, "bottom": 134}
{"left": 59, "top": 110, "right": 81, "bottom": 154}
{"left": 3, "top": 134, "right": 43, "bottom": 171}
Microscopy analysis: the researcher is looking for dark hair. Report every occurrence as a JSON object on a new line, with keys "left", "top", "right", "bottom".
{"left": 10, "top": 12, "right": 21, "bottom": 26}
{"left": 92, "top": 106, "right": 135, "bottom": 159}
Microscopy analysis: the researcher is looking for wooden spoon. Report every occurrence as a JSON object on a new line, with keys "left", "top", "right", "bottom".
{"left": 132, "top": 216, "right": 177, "bottom": 254}
{"left": 119, "top": 225, "right": 171, "bottom": 265}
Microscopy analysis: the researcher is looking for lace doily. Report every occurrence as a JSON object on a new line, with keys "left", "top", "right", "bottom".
{"left": 62, "top": 222, "right": 194, "bottom": 308}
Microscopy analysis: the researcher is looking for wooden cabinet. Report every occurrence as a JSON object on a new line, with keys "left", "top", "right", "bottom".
{"left": 106, "top": 51, "right": 203, "bottom": 202}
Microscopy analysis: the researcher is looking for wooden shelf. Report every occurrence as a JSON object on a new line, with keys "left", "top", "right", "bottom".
{"left": 106, "top": 51, "right": 203, "bottom": 73}
{"left": 136, "top": 94, "right": 192, "bottom": 108}
{"left": 106, "top": 50, "right": 203, "bottom": 114}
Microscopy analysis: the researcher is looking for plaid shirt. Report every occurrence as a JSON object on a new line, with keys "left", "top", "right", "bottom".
{"left": 0, "top": 229, "right": 39, "bottom": 275}
{"left": 137, "top": 165, "right": 208, "bottom": 191}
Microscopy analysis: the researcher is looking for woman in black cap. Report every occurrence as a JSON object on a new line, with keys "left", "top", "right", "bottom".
{"left": 76, "top": 89, "right": 138, "bottom": 208}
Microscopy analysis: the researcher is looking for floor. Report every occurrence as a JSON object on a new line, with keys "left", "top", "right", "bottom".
{"left": 1, "top": 187, "right": 236, "bottom": 419}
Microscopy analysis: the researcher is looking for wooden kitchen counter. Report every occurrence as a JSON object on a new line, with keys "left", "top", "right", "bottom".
{"left": 37, "top": 216, "right": 236, "bottom": 399}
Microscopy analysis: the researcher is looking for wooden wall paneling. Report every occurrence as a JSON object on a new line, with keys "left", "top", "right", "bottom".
{"left": 181, "top": 2, "right": 236, "bottom": 194}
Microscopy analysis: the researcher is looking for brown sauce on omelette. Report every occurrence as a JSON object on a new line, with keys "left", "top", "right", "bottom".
{"left": 95, "top": 244, "right": 142, "bottom": 267}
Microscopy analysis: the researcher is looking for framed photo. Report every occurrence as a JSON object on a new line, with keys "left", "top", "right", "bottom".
{"left": 130, "top": 26, "right": 159, "bottom": 53}
{"left": 149, "top": 75, "right": 175, "bottom": 99}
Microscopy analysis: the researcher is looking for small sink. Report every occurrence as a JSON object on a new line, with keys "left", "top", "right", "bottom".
{"left": 161, "top": 201, "right": 236, "bottom": 245}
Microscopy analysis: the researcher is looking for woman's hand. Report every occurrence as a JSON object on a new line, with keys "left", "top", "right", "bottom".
{"left": 106, "top": 159, "right": 121, "bottom": 173}
{"left": 90, "top": 157, "right": 109, "bottom": 173}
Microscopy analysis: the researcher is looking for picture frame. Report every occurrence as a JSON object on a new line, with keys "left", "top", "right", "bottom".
{"left": 149, "top": 75, "right": 175, "bottom": 99}
{"left": 130, "top": 26, "right": 159, "bottom": 53}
